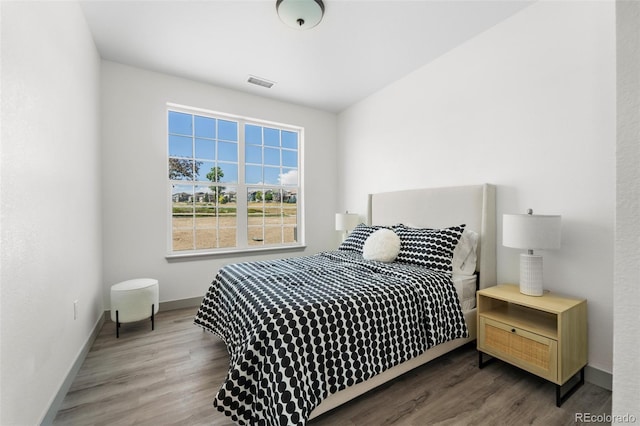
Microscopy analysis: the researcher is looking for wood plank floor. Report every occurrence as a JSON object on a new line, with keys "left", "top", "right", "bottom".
{"left": 54, "top": 307, "right": 611, "bottom": 426}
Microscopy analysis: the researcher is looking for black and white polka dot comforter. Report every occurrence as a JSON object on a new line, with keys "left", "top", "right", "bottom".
{"left": 194, "top": 250, "right": 468, "bottom": 425}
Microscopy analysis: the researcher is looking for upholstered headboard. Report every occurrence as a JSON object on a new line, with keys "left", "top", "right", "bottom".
{"left": 368, "top": 184, "right": 496, "bottom": 290}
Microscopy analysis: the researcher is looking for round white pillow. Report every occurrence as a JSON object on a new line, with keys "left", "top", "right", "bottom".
{"left": 362, "top": 228, "right": 401, "bottom": 263}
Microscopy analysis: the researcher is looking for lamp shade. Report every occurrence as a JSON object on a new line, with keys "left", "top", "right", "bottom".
{"left": 335, "top": 212, "right": 359, "bottom": 232}
{"left": 276, "top": 0, "right": 325, "bottom": 30}
{"left": 503, "top": 213, "right": 561, "bottom": 250}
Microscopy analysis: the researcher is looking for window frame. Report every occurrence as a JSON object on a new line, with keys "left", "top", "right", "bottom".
{"left": 166, "top": 103, "right": 305, "bottom": 258}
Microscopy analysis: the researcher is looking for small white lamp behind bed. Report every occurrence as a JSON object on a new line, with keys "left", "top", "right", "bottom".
{"left": 503, "top": 209, "right": 562, "bottom": 296}
{"left": 335, "top": 211, "right": 359, "bottom": 241}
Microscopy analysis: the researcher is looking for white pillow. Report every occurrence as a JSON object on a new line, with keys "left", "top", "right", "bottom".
{"left": 362, "top": 229, "right": 401, "bottom": 263}
{"left": 452, "top": 229, "right": 479, "bottom": 275}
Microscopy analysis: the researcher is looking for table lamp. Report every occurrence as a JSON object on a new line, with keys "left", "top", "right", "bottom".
{"left": 335, "top": 211, "right": 359, "bottom": 241}
{"left": 503, "top": 209, "right": 562, "bottom": 296}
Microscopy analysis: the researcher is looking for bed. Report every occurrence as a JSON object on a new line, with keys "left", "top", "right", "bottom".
{"left": 194, "top": 183, "right": 496, "bottom": 425}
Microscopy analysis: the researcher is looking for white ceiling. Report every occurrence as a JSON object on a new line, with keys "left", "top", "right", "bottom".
{"left": 80, "top": 0, "right": 532, "bottom": 113}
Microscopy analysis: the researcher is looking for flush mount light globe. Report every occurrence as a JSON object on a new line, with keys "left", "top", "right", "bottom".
{"left": 276, "top": 0, "right": 325, "bottom": 30}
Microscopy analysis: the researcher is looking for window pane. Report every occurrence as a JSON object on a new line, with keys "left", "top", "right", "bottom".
{"left": 172, "top": 184, "right": 194, "bottom": 251}
{"left": 219, "top": 186, "right": 237, "bottom": 206}
{"left": 245, "top": 124, "right": 262, "bottom": 145}
{"left": 248, "top": 188, "right": 264, "bottom": 202}
{"left": 264, "top": 227, "right": 283, "bottom": 244}
{"left": 264, "top": 207, "right": 282, "bottom": 226}
{"left": 195, "top": 138, "right": 215, "bottom": 160}
{"left": 283, "top": 190, "right": 297, "bottom": 205}
{"left": 248, "top": 227, "right": 264, "bottom": 245}
{"left": 194, "top": 184, "right": 216, "bottom": 250}
{"left": 218, "top": 199, "right": 236, "bottom": 215}
{"left": 282, "top": 149, "right": 298, "bottom": 168}
{"left": 219, "top": 228, "right": 236, "bottom": 248}
{"left": 265, "top": 188, "right": 281, "bottom": 204}
{"left": 263, "top": 189, "right": 282, "bottom": 228}
{"left": 172, "top": 228, "right": 194, "bottom": 251}
{"left": 280, "top": 168, "right": 297, "bottom": 186}
{"left": 195, "top": 228, "right": 216, "bottom": 250}
{"left": 246, "top": 165, "right": 262, "bottom": 184}
{"left": 283, "top": 206, "right": 297, "bottom": 225}
{"left": 195, "top": 214, "right": 216, "bottom": 228}
{"left": 198, "top": 231, "right": 217, "bottom": 250}
{"left": 169, "top": 135, "right": 192, "bottom": 158}
{"left": 264, "top": 148, "right": 280, "bottom": 166}
{"left": 172, "top": 184, "right": 194, "bottom": 207}
{"left": 248, "top": 188, "right": 263, "bottom": 226}
{"left": 264, "top": 127, "right": 279, "bottom": 147}
{"left": 284, "top": 226, "right": 297, "bottom": 243}
{"left": 218, "top": 141, "right": 238, "bottom": 162}
{"left": 218, "top": 120, "right": 238, "bottom": 141}
{"left": 169, "top": 111, "right": 192, "bottom": 136}
{"left": 282, "top": 150, "right": 297, "bottom": 168}
{"left": 169, "top": 158, "right": 195, "bottom": 180}
{"left": 218, "top": 163, "right": 238, "bottom": 183}
{"left": 283, "top": 192, "right": 297, "bottom": 232}
{"left": 246, "top": 145, "right": 262, "bottom": 164}
{"left": 197, "top": 161, "right": 216, "bottom": 182}
{"left": 248, "top": 217, "right": 262, "bottom": 227}
{"left": 264, "top": 167, "right": 280, "bottom": 185}
{"left": 195, "top": 116, "right": 215, "bottom": 139}
{"left": 194, "top": 185, "right": 216, "bottom": 206}
{"left": 219, "top": 186, "right": 237, "bottom": 247}
{"left": 282, "top": 131, "right": 298, "bottom": 149}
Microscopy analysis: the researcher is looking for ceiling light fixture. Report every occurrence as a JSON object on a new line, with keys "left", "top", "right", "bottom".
{"left": 276, "top": 0, "right": 325, "bottom": 30}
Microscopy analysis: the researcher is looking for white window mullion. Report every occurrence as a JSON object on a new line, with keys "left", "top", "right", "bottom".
{"left": 299, "top": 127, "right": 304, "bottom": 245}
{"left": 237, "top": 121, "right": 248, "bottom": 248}
{"left": 191, "top": 114, "right": 197, "bottom": 250}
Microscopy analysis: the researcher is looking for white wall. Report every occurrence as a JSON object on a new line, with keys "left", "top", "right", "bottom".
{"left": 100, "top": 62, "right": 338, "bottom": 303}
{"left": 337, "top": 1, "right": 615, "bottom": 374}
{"left": 613, "top": 0, "right": 640, "bottom": 420}
{"left": 0, "top": 2, "right": 102, "bottom": 424}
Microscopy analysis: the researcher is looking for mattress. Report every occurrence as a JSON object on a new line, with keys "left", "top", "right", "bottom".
{"left": 452, "top": 274, "right": 477, "bottom": 311}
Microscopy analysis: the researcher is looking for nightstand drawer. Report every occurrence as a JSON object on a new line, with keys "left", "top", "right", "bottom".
{"left": 479, "top": 316, "right": 558, "bottom": 382}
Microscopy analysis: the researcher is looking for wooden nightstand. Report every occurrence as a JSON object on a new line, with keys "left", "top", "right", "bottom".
{"left": 477, "top": 284, "right": 587, "bottom": 407}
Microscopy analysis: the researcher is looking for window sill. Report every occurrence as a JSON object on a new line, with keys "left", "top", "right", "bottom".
{"left": 165, "top": 244, "right": 307, "bottom": 262}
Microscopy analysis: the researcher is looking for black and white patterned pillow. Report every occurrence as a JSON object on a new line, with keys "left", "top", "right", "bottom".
{"left": 394, "top": 224, "right": 466, "bottom": 272}
{"left": 338, "top": 223, "right": 390, "bottom": 254}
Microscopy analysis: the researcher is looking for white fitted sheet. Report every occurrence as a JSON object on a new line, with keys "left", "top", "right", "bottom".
{"left": 452, "top": 274, "right": 477, "bottom": 311}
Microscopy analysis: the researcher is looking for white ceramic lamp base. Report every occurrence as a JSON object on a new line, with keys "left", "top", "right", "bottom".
{"left": 519, "top": 253, "right": 544, "bottom": 296}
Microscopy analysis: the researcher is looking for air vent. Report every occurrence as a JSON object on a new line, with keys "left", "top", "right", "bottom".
{"left": 247, "top": 75, "right": 275, "bottom": 89}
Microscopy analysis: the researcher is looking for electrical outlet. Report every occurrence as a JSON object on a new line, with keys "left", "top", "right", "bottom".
{"left": 74, "top": 300, "right": 78, "bottom": 320}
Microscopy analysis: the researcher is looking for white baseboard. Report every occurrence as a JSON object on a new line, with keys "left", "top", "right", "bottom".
{"left": 158, "top": 296, "right": 203, "bottom": 311}
{"left": 586, "top": 365, "right": 612, "bottom": 391}
{"left": 41, "top": 312, "right": 106, "bottom": 425}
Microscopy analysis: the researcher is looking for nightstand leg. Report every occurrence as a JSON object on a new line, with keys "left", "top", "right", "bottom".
{"left": 556, "top": 367, "right": 585, "bottom": 407}
{"left": 478, "top": 351, "right": 495, "bottom": 369}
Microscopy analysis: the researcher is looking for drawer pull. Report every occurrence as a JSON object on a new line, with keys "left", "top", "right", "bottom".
{"left": 511, "top": 328, "right": 516, "bottom": 333}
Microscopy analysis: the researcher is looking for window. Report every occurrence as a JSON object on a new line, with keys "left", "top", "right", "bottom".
{"left": 168, "top": 105, "right": 302, "bottom": 255}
